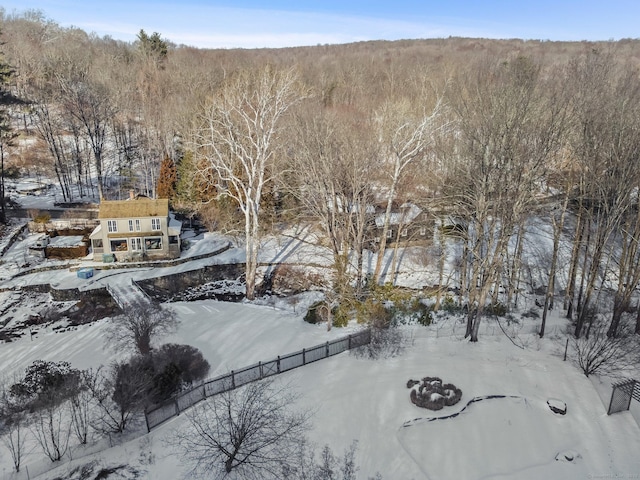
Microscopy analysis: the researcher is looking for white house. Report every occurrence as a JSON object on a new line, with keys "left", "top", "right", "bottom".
{"left": 89, "top": 194, "right": 181, "bottom": 262}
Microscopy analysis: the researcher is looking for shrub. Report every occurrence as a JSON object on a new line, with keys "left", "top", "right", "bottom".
{"left": 522, "top": 307, "right": 540, "bottom": 319}
{"left": 3, "top": 164, "right": 21, "bottom": 179}
{"left": 407, "top": 376, "right": 462, "bottom": 410}
{"left": 269, "top": 264, "right": 325, "bottom": 295}
{"left": 332, "top": 305, "right": 350, "bottom": 328}
{"left": 31, "top": 211, "right": 51, "bottom": 224}
{"left": 110, "top": 344, "right": 211, "bottom": 406}
{"left": 440, "top": 295, "right": 462, "bottom": 313}
{"left": 356, "top": 299, "right": 392, "bottom": 327}
{"left": 351, "top": 326, "right": 412, "bottom": 360}
{"left": 487, "top": 301, "right": 507, "bottom": 317}
{"left": 304, "top": 301, "right": 327, "bottom": 324}
{"left": 410, "top": 299, "right": 433, "bottom": 326}
{"left": 153, "top": 343, "right": 210, "bottom": 384}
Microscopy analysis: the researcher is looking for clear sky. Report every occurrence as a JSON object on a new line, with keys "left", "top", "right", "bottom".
{"left": 1, "top": 1, "right": 638, "bottom": 49}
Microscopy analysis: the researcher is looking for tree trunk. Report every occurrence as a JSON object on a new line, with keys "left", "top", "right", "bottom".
{"left": 373, "top": 188, "right": 397, "bottom": 284}
{"left": 565, "top": 208, "right": 584, "bottom": 318}
{"left": 541, "top": 196, "right": 569, "bottom": 338}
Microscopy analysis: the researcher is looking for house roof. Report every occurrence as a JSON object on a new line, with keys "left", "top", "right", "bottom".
{"left": 98, "top": 198, "right": 169, "bottom": 219}
{"left": 375, "top": 203, "right": 423, "bottom": 228}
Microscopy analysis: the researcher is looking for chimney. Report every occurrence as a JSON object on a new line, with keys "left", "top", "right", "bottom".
{"left": 129, "top": 189, "right": 135, "bottom": 200}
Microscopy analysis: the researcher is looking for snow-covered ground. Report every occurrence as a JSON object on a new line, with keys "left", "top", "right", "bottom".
{"left": 1, "top": 303, "right": 639, "bottom": 480}
{"left": 1, "top": 179, "right": 639, "bottom": 479}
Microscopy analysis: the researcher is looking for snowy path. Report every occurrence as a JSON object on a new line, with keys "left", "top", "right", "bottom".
{"left": 105, "top": 277, "right": 151, "bottom": 308}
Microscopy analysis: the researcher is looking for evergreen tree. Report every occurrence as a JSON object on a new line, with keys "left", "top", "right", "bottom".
{"left": 136, "top": 29, "right": 168, "bottom": 67}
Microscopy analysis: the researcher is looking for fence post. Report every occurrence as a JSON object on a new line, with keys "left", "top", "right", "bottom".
{"left": 326, "top": 341, "right": 329, "bottom": 357}
{"left": 231, "top": 370, "right": 236, "bottom": 389}
{"left": 302, "top": 348, "right": 306, "bottom": 365}
{"left": 277, "top": 356, "right": 281, "bottom": 373}
{"left": 607, "top": 385, "right": 616, "bottom": 415}
{"left": 144, "top": 410, "right": 151, "bottom": 433}
{"left": 348, "top": 334, "right": 352, "bottom": 350}
{"left": 259, "top": 361, "right": 263, "bottom": 378}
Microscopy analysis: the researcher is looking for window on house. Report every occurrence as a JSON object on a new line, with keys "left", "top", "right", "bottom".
{"left": 169, "top": 235, "right": 179, "bottom": 244}
{"left": 401, "top": 228, "right": 408, "bottom": 237}
{"left": 92, "top": 239, "right": 103, "bottom": 248}
{"left": 145, "top": 237, "right": 162, "bottom": 250}
{"left": 386, "top": 229, "right": 393, "bottom": 239}
{"left": 128, "top": 220, "right": 134, "bottom": 232}
{"left": 420, "top": 227, "right": 427, "bottom": 236}
{"left": 110, "top": 239, "right": 128, "bottom": 251}
{"left": 107, "top": 220, "right": 117, "bottom": 233}
{"left": 135, "top": 219, "right": 141, "bottom": 231}
{"left": 131, "top": 238, "right": 142, "bottom": 251}
{"left": 151, "top": 218, "right": 161, "bottom": 230}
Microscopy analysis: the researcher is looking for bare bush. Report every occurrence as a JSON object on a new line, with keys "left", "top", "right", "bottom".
{"left": 283, "top": 440, "right": 382, "bottom": 480}
{"left": 351, "top": 326, "right": 413, "bottom": 360}
{"left": 571, "top": 324, "right": 640, "bottom": 378}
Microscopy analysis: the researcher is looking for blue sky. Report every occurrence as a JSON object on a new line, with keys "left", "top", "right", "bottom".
{"left": 1, "top": 1, "right": 638, "bottom": 48}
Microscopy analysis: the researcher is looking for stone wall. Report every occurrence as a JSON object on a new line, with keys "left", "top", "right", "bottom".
{"left": 135, "top": 263, "right": 245, "bottom": 301}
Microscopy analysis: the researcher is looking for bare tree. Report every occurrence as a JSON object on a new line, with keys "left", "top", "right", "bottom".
{"left": 194, "top": 66, "right": 305, "bottom": 300}
{"left": 372, "top": 95, "right": 446, "bottom": 284}
{"left": 68, "top": 368, "right": 97, "bottom": 445}
{"left": 289, "top": 107, "right": 376, "bottom": 316}
{"left": 9, "top": 360, "right": 80, "bottom": 462}
{"left": 445, "top": 55, "right": 566, "bottom": 342}
{"left": 106, "top": 300, "right": 179, "bottom": 355}
{"left": 0, "top": 385, "right": 29, "bottom": 473}
{"left": 169, "top": 379, "right": 312, "bottom": 479}
{"left": 88, "top": 362, "right": 150, "bottom": 434}
{"left": 59, "top": 75, "right": 117, "bottom": 200}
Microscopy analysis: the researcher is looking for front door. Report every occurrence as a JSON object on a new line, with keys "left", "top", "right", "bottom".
{"left": 130, "top": 237, "right": 142, "bottom": 251}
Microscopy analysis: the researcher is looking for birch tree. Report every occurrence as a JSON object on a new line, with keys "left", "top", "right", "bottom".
{"left": 372, "top": 96, "right": 445, "bottom": 284}
{"left": 195, "top": 66, "right": 304, "bottom": 300}
{"left": 447, "top": 56, "right": 566, "bottom": 342}
{"left": 568, "top": 54, "right": 640, "bottom": 338}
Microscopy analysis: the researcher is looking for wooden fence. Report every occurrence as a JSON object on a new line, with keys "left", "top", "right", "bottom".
{"left": 145, "top": 329, "right": 371, "bottom": 431}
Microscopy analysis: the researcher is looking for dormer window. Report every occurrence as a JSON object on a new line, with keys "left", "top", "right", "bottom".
{"left": 152, "top": 218, "right": 161, "bottom": 230}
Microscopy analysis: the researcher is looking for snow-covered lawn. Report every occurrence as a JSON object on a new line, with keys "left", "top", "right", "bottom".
{"left": 1, "top": 300, "right": 639, "bottom": 479}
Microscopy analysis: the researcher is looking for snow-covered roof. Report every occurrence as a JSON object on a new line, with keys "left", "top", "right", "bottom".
{"left": 375, "top": 203, "right": 423, "bottom": 228}
{"left": 98, "top": 198, "right": 169, "bottom": 219}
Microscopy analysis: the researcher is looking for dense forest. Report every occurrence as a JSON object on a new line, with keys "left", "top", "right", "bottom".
{"left": 1, "top": 10, "right": 640, "bottom": 342}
